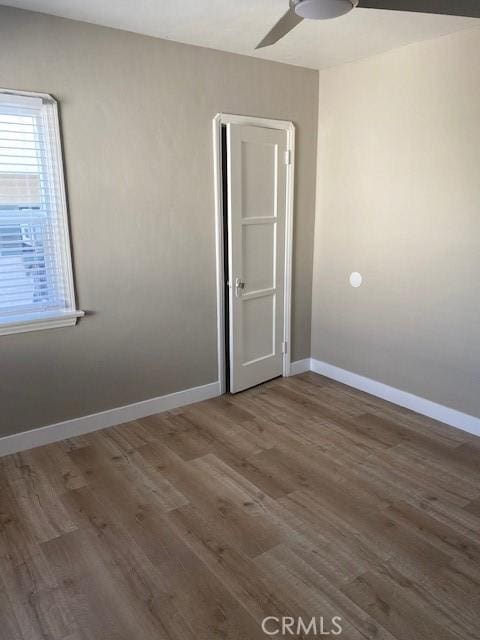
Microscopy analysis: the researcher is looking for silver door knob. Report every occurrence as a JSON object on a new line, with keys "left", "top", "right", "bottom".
{"left": 235, "top": 277, "right": 246, "bottom": 296}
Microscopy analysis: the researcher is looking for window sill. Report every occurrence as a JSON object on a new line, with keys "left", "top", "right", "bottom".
{"left": 0, "top": 310, "right": 85, "bottom": 336}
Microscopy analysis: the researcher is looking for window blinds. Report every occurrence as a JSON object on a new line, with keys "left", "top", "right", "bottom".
{"left": 0, "top": 90, "right": 78, "bottom": 326}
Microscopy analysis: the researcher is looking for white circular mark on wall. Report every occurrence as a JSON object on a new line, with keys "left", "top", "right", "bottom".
{"left": 349, "top": 272, "right": 363, "bottom": 288}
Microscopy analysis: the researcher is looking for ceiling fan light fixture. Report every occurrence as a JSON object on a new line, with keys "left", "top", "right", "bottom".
{"left": 294, "top": 0, "right": 355, "bottom": 20}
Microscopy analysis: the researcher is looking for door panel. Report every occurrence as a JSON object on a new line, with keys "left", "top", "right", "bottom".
{"left": 242, "top": 223, "right": 275, "bottom": 291}
{"left": 241, "top": 141, "right": 277, "bottom": 217}
{"left": 227, "top": 124, "right": 287, "bottom": 393}
{"left": 242, "top": 294, "right": 275, "bottom": 363}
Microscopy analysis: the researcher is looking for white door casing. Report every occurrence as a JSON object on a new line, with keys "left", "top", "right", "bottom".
{"left": 213, "top": 113, "right": 295, "bottom": 395}
{"left": 227, "top": 123, "right": 288, "bottom": 393}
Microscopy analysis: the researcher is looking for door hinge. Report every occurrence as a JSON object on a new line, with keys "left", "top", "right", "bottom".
{"left": 282, "top": 341, "right": 288, "bottom": 354}
{"left": 284, "top": 149, "right": 291, "bottom": 166}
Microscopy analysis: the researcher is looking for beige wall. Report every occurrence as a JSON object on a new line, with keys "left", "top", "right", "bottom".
{"left": 0, "top": 6, "right": 318, "bottom": 437}
{"left": 312, "top": 27, "right": 480, "bottom": 418}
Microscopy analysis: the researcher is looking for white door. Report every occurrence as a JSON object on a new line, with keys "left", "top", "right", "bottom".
{"left": 227, "top": 123, "right": 288, "bottom": 393}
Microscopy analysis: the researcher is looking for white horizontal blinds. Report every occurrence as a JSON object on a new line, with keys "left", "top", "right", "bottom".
{"left": 0, "top": 91, "right": 74, "bottom": 319}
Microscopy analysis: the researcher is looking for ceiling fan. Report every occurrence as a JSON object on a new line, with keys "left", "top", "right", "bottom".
{"left": 256, "top": 0, "right": 480, "bottom": 48}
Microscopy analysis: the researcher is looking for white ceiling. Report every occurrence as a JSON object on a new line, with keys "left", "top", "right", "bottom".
{"left": 3, "top": 0, "right": 479, "bottom": 69}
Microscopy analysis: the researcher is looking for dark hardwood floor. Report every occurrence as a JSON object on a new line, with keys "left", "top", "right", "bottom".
{"left": 1, "top": 372, "right": 479, "bottom": 639}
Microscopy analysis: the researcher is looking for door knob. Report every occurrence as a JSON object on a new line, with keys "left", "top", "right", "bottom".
{"left": 235, "top": 277, "right": 246, "bottom": 296}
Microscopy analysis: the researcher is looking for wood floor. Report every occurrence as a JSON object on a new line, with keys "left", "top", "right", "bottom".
{"left": 1, "top": 373, "right": 479, "bottom": 640}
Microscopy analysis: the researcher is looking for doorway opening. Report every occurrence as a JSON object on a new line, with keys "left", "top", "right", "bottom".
{"left": 221, "top": 125, "right": 231, "bottom": 392}
{"left": 213, "top": 114, "right": 295, "bottom": 395}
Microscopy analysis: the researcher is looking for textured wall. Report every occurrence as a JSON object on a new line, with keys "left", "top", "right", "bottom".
{"left": 312, "top": 27, "right": 480, "bottom": 417}
{"left": 0, "top": 6, "right": 318, "bottom": 437}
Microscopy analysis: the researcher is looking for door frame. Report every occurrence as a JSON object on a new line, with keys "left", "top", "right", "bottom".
{"left": 212, "top": 113, "right": 295, "bottom": 394}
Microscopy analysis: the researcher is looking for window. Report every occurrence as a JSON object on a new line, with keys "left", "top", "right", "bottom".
{"left": 0, "top": 89, "right": 83, "bottom": 335}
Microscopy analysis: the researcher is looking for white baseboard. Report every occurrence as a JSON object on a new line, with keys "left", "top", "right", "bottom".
{"left": 3, "top": 358, "right": 478, "bottom": 457}
{"left": 289, "top": 358, "right": 311, "bottom": 375}
{"left": 310, "top": 358, "right": 480, "bottom": 438}
{"left": 0, "top": 381, "right": 221, "bottom": 457}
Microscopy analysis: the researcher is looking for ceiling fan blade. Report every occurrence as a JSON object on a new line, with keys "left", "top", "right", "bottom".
{"left": 358, "top": 0, "right": 480, "bottom": 18}
{"left": 255, "top": 8, "right": 304, "bottom": 49}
